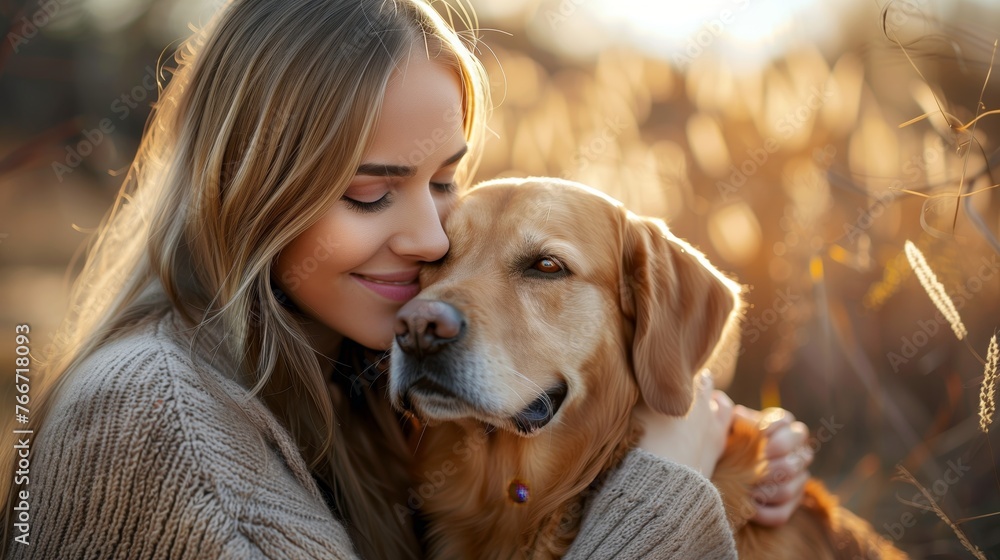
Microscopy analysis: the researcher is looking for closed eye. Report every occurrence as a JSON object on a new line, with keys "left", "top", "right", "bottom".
{"left": 343, "top": 193, "right": 391, "bottom": 214}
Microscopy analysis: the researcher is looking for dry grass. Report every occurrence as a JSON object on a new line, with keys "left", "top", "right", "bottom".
{"left": 903, "top": 240, "right": 968, "bottom": 340}
{"left": 894, "top": 466, "right": 987, "bottom": 560}
{"left": 981, "top": 335, "right": 998, "bottom": 434}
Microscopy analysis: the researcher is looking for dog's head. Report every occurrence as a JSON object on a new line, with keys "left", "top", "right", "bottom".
{"left": 389, "top": 177, "right": 741, "bottom": 436}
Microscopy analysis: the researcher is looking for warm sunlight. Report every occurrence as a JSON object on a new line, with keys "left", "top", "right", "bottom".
{"left": 4, "top": 0, "right": 1000, "bottom": 556}
{"left": 543, "top": 0, "right": 843, "bottom": 70}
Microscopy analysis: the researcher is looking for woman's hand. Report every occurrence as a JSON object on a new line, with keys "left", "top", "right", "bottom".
{"left": 732, "top": 405, "right": 813, "bottom": 526}
{"left": 633, "top": 372, "right": 813, "bottom": 527}
{"left": 633, "top": 370, "right": 733, "bottom": 477}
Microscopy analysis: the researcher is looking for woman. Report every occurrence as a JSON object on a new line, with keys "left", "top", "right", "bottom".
{"left": 2, "top": 0, "right": 811, "bottom": 558}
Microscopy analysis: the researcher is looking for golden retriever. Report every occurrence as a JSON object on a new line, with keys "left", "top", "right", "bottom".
{"left": 390, "top": 177, "right": 907, "bottom": 559}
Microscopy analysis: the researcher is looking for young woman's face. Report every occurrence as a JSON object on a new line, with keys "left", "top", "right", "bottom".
{"left": 275, "top": 52, "right": 467, "bottom": 352}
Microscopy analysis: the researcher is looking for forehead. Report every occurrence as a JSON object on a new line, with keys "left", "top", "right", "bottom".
{"left": 448, "top": 181, "right": 622, "bottom": 272}
{"left": 365, "top": 52, "right": 465, "bottom": 163}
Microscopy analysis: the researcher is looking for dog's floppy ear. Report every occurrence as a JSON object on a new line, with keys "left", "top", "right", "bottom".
{"left": 621, "top": 212, "right": 740, "bottom": 416}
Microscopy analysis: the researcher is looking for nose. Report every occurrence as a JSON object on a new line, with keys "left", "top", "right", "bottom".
{"left": 395, "top": 299, "right": 465, "bottom": 356}
{"left": 391, "top": 188, "right": 450, "bottom": 262}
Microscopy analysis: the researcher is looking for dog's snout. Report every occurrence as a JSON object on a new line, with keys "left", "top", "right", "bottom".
{"left": 395, "top": 299, "right": 465, "bottom": 356}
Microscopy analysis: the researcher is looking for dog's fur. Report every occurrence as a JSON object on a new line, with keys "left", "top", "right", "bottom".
{"left": 390, "top": 177, "right": 906, "bottom": 559}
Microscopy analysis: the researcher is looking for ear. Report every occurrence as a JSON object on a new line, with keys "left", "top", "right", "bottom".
{"left": 620, "top": 212, "right": 741, "bottom": 416}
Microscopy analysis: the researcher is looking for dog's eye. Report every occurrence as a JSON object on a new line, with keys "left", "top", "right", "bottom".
{"left": 532, "top": 257, "right": 563, "bottom": 274}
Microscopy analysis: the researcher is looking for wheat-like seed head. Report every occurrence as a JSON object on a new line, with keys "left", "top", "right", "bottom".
{"left": 903, "top": 240, "right": 968, "bottom": 340}
{"left": 980, "top": 334, "right": 998, "bottom": 434}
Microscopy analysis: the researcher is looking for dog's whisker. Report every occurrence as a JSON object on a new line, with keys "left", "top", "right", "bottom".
{"left": 491, "top": 377, "right": 532, "bottom": 409}
{"left": 501, "top": 365, "right": 548, "bottom": 395}
{"left": 411, "top": 422, "right": 428, "bottom": 456}
{"left": 503, "top": 366, "right": 558, "bottom": 415}
{"left": 497, "top": 370, "right": 548, "bottom": 412}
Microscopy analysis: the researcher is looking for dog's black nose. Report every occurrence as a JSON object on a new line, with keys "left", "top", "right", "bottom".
{"left": 395, "top": 299, "right": 465, "bottom": 356}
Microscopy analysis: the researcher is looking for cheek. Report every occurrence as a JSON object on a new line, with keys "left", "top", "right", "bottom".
{"left": 275, "top": 209, "right": 385, "bottom": 292}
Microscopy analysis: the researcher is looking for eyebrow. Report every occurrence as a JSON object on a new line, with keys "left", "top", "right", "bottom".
{"left": 355, "top": 145, "right": 468, "bottom": 177}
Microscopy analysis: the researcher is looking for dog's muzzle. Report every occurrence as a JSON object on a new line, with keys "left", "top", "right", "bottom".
{"left": 393, "top": 298, "right": 568, "bottom": 435}
{"left": 393, "top": 298, "right": 467, "bottom": 412}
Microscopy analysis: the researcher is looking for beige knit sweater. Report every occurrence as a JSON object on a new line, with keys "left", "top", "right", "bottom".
{"left": 10, "top": 309, "right": 737, "bottom": 559}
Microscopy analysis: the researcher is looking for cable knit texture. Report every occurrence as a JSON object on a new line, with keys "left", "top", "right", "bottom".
{"left": 10, "top": 309, "right": 737, "bottom": 559}
{"left": 565, "top": 448, "right": 737, "bottom": 559}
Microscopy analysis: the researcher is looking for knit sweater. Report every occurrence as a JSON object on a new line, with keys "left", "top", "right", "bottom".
{"left": 10, "top": 309, "right": 737, "bottom": 559}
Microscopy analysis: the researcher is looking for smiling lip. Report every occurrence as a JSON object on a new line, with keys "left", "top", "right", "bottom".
{"left": 351, "top": 271, "right": 421, "bottom": 302}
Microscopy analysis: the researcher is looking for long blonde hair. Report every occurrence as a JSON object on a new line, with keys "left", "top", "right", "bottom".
{"left": 1, "top": 1, "right": 489, "bottom": 558}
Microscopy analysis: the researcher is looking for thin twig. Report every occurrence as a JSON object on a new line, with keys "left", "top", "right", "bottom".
{"left": 894, "top": 466, "right": 987, "bottom": 560}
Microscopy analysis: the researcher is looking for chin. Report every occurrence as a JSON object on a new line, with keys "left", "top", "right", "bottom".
{"left": 351, "top": 315, "right": 397, "bottom": 352}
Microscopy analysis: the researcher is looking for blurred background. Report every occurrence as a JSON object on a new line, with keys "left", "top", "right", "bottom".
{"left": 2, "top": 0, "right": 1000, "bottom": 556}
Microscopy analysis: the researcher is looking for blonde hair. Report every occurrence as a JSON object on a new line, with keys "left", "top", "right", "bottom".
{"left": 1, "top": 1, "right": 490, "bottom": 558}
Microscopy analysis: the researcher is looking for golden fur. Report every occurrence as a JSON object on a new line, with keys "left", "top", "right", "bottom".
{"left": 390, "top": 177, "right": 907, "bottom": 559}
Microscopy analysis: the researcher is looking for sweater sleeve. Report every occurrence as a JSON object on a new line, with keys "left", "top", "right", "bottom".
{"left": 10, "top": 333, "right": 359, "bottom": 560}
{"left": 563, "top": 448, "right": 738, "bottom": 560}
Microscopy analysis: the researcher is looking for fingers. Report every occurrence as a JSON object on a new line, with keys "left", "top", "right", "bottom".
{"left": 732, "top": 405, "right": 810, "bottom": 459}
{"left": 751, "top": 470, "right": 810, "bottom": 526}
{"left": 759, "top": 446, "right": 814, "bottom": 484}
{"left": 757, "top": 407, "right": 795, "bottom": 436}
{"left": 755, "top": 468, "right": 809, "bottom": 504}
{"left": 763, "top": 419, "right": 809, "bottom": 459}
{"left": 752, "top": 494, "right": 801, "bottom": 526}
{"left": 732, "top": 405, "right": 796, "bottom": 434}
{"left": 728, "top": 405, "right": 817, "bottom": 526}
